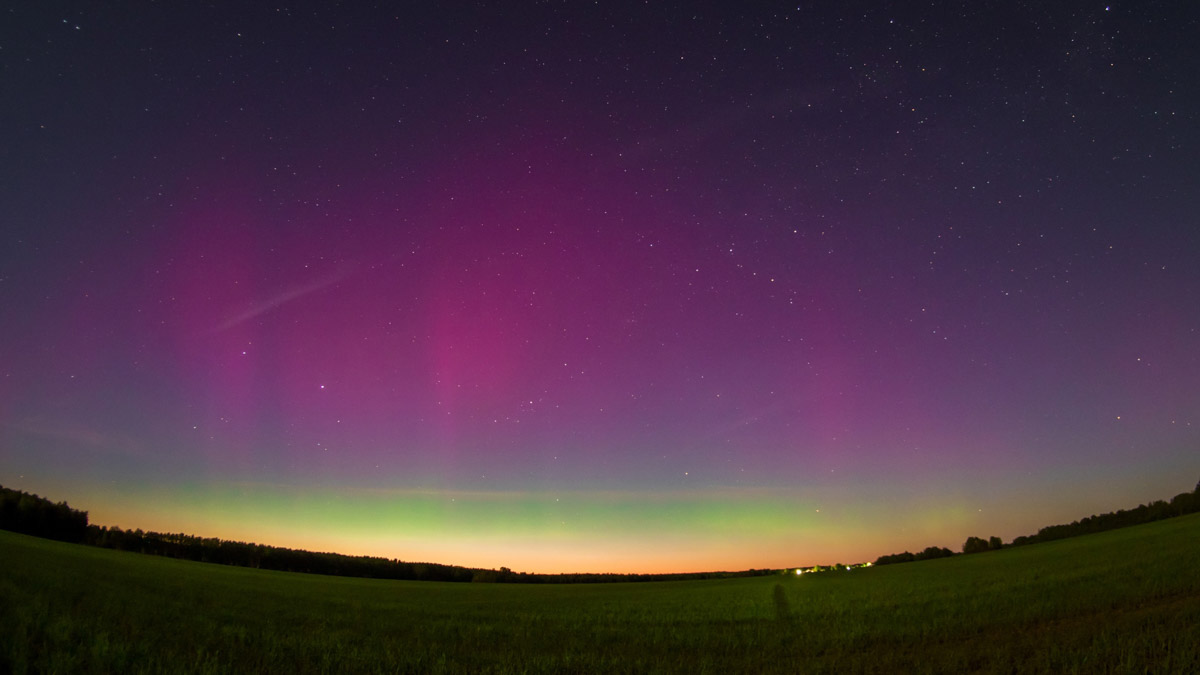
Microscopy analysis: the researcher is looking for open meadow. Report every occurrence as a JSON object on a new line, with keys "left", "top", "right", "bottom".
{"left": 3, "top": 513, "right": 1199, "bottom": 674}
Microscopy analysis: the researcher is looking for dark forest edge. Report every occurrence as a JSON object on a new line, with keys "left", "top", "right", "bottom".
{"left": 873, "top": 479, "right": 1200, "bottom": 566}
{"left": 0, "top": 484, "right": 775, "bottom": 583}
{"left": 3, "top": 480, "right": 1198, "bottom": 581}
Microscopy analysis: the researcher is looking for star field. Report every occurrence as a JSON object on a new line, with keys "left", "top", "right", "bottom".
{"left": 1, "top": 2, "right": 1198, "bottom": 573}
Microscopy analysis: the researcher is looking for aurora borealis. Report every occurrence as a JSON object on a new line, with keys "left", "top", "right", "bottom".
{"left": 2, "top": 2, "right": 1198, "bottom": 573}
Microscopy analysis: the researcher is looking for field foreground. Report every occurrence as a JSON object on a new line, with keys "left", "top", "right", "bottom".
{"left": 3, "top": 514, "right": 1200, "bottom": 674}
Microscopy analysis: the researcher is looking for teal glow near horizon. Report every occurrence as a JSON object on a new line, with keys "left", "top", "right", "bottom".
{"left": 12, "top": 457, "right": 1196, "bottom": 574}
{"left": 44, "top": 481, "right": 956, "bottom": 573}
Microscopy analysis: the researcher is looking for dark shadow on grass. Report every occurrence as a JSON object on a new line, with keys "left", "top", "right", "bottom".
{"left": 773, "top": 583, "right": 792, "bottom": 622}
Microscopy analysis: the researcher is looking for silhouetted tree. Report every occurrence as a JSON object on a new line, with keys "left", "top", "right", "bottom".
{"left": 0, "top": 485, "right": 88, "bottom": 542}
{"left": 988, "top": 536, "right": 1003, "bottom": 550}
{"left": 874, "top": 551, "right": 916, "bottom": 565}
{"left": 962, "top": 536, "right": 990, "bottom": 554}
{"left": 914, "top": 546, "right": 954, "bottom": 561}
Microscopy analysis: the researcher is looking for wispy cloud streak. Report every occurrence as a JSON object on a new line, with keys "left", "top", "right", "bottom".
{"left": 211, "top": 271, "right": 348, "bottom": 332}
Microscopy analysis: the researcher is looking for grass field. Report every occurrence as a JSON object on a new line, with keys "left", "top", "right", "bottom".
{"left": 3, "top": 514, "right": 1199, "bottom": 674}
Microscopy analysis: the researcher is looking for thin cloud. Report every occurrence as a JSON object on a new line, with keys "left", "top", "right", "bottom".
{"left": 2, "top": 418, "right": 148, "bottom": 458}
{"left": 211, "top": 270, "right": 348, "bottom": 332}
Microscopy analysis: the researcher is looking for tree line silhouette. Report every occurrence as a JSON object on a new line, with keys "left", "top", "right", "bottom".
{"left": 874, "top": 479, "right": 1200, "bottom": 566}
{"left": 4, "top": 481, "right": 1198, "bottom": 579}
{"left": 0, "top": 485, "right": 88, "bottom": 543}
{"left": 873, "top": 545, "right": 955, "bottom": 565}
{"left": 0, "top": 484, "right": 774, "bottom": 583}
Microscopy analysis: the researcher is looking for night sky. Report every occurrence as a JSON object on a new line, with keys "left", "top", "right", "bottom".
{"left": 3, "top": 2, "right": 1198, "bottom": 573}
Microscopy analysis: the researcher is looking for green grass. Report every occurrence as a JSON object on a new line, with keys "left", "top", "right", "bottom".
{"left": 3, "top": 514, "right": 1199, "bottom": 674}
